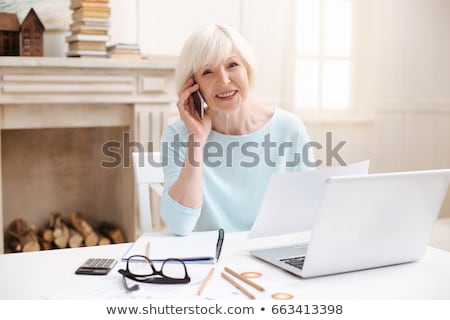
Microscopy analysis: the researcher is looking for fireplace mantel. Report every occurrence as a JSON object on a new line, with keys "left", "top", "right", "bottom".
{"left": 0, "top": 57, "right": 177, "bottom": 253}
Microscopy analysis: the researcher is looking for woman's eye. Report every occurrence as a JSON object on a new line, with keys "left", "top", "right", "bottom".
{"left": 202, "top": 69, "right": 212, "bottom": 76}
{"left": 229, "top": 62, "right": 238, "bottom": 68}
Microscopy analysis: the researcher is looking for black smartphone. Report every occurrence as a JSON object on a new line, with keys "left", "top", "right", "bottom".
{"left": 192, "top": 90, "right": 205, "bottom": 119}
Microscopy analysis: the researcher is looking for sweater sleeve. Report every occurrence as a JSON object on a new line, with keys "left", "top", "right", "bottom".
{"left": 159, "top": 123, "right": 201, "bottom": 236}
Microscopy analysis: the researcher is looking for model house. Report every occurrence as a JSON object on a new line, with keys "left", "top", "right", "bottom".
{"left": 0, "top": 12, "right": 20, "bottom": 55}
{"left": 20, "top": 8, "right": 45, "bottom": 56}
{"left": 0, "top": 8, "right": 44, "bottom": 56}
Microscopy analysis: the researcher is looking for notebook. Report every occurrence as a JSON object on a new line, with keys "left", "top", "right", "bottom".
{"left": 250, "top": 169, "right": 450, "bottom": 278}
{"left": 122, "top": 229, "right": 224, "bottom": 264}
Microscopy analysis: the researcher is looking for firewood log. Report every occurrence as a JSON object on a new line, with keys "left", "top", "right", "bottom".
{"left": 84, "top": 231, "right": 99, "bottom": 247}
{"left": 98, "top": 222, "right": 126, "bottom": 243}
{"left": 69, "top": 212, "right": 99, "bottom": 246}
{"left": 38, "top": 235, "right": 53, "bottom": 250}
{"left": 6, "top": 218, "right": 26, "bottom": 251}
{"left": 6, "top": 219, "right": 40, "bottom": 252}
{"left": 53, "top": 214, "right": 69, "bottom": 249}
{"left": 22, "top": 228, "right": 41, "bottom": 252}
{"left": 68, "top": 228, "right": 83, "bottom": 248}
{"left": 97, "top": 233, "right": 111, "bottom": 246}
{"left": 5, "top": 232, "right": 22, "bottom": 252}
{"left": 49, "top": 212, "right": 57, "bottom": 228}
{"left": 41, "top": 228, "right": 54, "bottom": 243}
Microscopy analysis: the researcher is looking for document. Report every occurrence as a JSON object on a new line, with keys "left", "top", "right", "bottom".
{"left": 122, "top": 229, "right": 224, "bottom": 263}
{"left": 248, "top": 160, "right": 370, "bottom": 238}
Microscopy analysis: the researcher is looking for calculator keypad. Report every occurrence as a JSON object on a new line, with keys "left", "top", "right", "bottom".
{"left": 83, "top": 258, "right": 117, "bottom": 269}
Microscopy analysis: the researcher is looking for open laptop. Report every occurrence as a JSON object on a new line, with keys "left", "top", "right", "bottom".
{"left": 250, "top": 169, "right": 450, "bottom": 278}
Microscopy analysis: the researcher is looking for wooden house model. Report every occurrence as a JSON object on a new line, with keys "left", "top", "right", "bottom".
{"left": 20, "top": 8, "right": 45, "bottom": 56}
{"left": 0, "top": 8, "right": 45, "bottom": 56}
{"left": 0, "top": 12, "right": 20, "bottom": 56}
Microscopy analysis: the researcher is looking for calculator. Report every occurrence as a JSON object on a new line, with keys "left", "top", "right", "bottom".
{"left": 75, "top": 258, "right": 118, "bottom": 275}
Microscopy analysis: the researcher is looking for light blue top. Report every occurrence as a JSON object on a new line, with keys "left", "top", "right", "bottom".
{"left": 159, "top": 108, "right": 314, "bottom": 235}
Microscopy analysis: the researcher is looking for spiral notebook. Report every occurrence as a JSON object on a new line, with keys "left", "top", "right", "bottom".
{"left": 122, "top": 229, "right": 224, "bottom": 264}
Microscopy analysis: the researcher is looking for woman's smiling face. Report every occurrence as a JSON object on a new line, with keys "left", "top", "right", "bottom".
{"left": 194, "top": 52, "right": 250, "bottom": 113}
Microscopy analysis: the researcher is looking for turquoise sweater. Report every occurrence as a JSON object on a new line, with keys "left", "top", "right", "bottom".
{"left": 159, "top": 108, "right": 314, "bottom": 235}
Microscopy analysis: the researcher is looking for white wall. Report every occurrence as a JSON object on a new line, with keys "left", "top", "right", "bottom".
{"left": 136, "top": 0, "right": 241, "bottom": 56}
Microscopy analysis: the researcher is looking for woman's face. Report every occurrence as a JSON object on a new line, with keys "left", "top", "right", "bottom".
{"left": 193, "top": 52, "right": 249, "bottom": 113}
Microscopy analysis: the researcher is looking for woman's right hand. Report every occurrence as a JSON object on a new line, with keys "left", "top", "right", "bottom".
{"left": 177, "top": 78, "right": 212, "bottom": 144}
{"left": 168, "top": 78, "right": 210, "bottom": 209}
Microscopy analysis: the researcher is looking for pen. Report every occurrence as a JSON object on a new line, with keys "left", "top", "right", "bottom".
{"left": 198, "top": 267, "right": 215, "bottom": 295}
{"left": 146, "top": 241, "right": 151, "bottom": 260}
{"left": 221, "top": 272, "right": 256, "bottom": 300}
{"left": 224, "top": 266, "right": 265, "bottom": 292}
{"left": 216, "top": 228, "right": 224, "bottom": 260}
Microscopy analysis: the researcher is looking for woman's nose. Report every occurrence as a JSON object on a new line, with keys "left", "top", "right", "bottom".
{"left": 217, "top": 67, "right": 231, "bottom": 84}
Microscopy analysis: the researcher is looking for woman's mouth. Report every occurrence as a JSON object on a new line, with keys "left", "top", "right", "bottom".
{"left": 216, "top": 90, "right": 237, "bottom": 99}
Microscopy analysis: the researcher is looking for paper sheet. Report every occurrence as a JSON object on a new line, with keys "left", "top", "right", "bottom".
{"left": 249, "top": 160, "right": 370, "bottom": 238}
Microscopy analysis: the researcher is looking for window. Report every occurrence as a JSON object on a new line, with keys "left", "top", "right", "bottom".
{"left": 294, "top": 0, "right": 353, "bottom": 110}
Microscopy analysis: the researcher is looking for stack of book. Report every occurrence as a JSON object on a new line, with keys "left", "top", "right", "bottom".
{"left": 107, "top": 43, "right": 142, "bottom": 60}
{"left": 66, "top": 0, "right": 111, "bottom": 58}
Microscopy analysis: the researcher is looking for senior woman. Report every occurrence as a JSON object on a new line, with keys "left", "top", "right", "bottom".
{"left": 160, "top": 24, "right": 314, "bottom": 235}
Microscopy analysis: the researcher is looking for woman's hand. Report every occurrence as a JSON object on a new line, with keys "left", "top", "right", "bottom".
{"left": 177, "top": 78, "right": 212, "bottom": 144}
{"left": 168, "top": 78, "right": 209, "bottom": 209}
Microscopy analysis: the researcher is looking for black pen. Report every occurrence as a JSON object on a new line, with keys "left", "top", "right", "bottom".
{"left": 216, "top": 228, "right": 225, "bottom": 260}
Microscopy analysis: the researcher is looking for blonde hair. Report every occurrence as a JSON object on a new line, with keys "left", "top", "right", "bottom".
{"left": 175, "top": 24, "right": 257, "bottom": 93}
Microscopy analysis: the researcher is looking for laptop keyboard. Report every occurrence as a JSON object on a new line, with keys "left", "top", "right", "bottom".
{"left": 280, "top": 256, "right": 306, "bottom": 270}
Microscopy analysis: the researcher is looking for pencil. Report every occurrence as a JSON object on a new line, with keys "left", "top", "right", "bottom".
{"left": 224, "top": 266, "right": 265, "bottom": 292}
{"left": 221, "top": 272, "right": 256, "bottom": 299}
{"left": 197, "top": 267, "right": 215, "bottom": 295}
{"left": 146, "top": 241, "right": 151, "bottom": 260}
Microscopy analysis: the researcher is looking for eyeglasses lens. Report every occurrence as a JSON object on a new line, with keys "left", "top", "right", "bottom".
{"left": 161, "top": 260, "right": 187, "bottom": 279}
{"left": 128, "top": 256, "right": 153, "bottom": 276}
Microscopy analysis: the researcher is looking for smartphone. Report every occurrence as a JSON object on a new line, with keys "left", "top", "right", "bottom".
{"left": 192, "top": 90, "right": 205, "bottom": 119}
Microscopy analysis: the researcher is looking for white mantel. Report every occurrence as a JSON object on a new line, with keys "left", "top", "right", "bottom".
{"left": 0, "top": 57, "right": 177, "bottom": 253}
{"left": 0, "top": 57, "right": 177, "bottom": 104}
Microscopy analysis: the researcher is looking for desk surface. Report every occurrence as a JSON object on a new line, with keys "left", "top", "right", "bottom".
{"left": 1, "top": 232, "right": 450, "bottom": 299}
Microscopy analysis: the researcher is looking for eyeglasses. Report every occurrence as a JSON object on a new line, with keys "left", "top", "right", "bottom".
{"left": 118, "top": 255, "right": 190, "bottom": 291}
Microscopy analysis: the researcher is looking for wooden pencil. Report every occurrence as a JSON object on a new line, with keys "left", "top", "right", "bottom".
{"left": 146, "top": 241, "right": 151, "bottom": 259}
{"left": 198, "top": 267, "right": 215, "bottom": 295}
{"left": 221, "top": 272, "right": 256, "bottom": 299}
{"left": 224, "top": 266, "right": 265, "bottom": 291}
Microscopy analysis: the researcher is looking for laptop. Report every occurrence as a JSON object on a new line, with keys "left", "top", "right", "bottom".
{"left": 250, "top": 169, "right": 450, "bottom": 278}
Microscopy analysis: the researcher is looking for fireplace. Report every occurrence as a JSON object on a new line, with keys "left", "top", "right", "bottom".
{"left": 0, "top": 57, "right": 177, "bottom": 253}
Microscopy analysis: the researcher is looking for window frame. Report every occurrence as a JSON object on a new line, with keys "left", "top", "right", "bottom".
{"left": 291, "top": 0, "right": 359, "bottom": 118}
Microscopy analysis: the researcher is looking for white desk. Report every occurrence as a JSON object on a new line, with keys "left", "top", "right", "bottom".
{"left": 1, "top": 232, "right": 450, "bottom": 299}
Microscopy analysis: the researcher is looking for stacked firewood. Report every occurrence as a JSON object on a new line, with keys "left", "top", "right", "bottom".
{"left": 5, "top": 212, "right": 126, "bottom": 253}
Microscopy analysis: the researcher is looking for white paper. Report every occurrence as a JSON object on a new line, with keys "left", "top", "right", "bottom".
{"left": 248, "top": 160, "right": 370, "bottom": 238}
{"left": 122, "top": 230, "right": 221, "bottom": 263}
